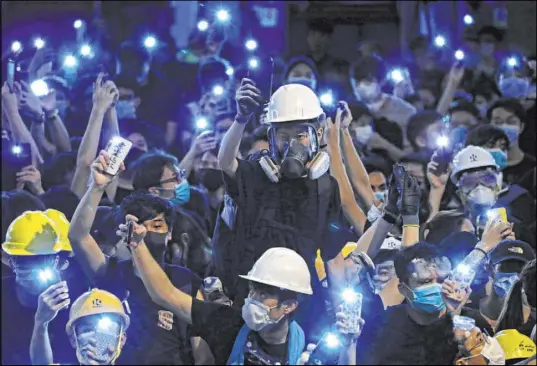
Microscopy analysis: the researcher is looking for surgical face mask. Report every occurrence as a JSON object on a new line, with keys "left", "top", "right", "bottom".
{"left": 480, "top": 42, "right": 495, "bottom": 57}
{"left": 374, "top": 190, "right": 387, "bottom": 202}
{"left": 499, "top": 77, "right": 530, "bottom": 99}
{"left": 493, "top": 272, "right": 519, "bottom": 297}
{"left": 145, "top": 232, "right": 168, "bottom": 263}
{"left": 199, "top": 168, "right": 224, "bottom": 192}
{"left": 367, "top": 204, "right": 383, "bottom": 223}
{"left": 353, "top": 81, "right": 381, "bottom": 102}
{"left": 486, "top": 148, "right": 508, "bottom": 169}
{"left": 170, "top": 182, "right": 190, "bottom": 206}
{"left": 74, "top": 315, "right": 123, "bottom": 365}
{"left": 497, "top": 124, "right": 521, "bottom": 144}
{"left": 287, "top": 76, "right": 317, "bottom": 91}
{"left": 242, "top": 298, "right": 284, "bottom": 331}
{"left": 406, "top": 283, "right": 447, "bottom": 313}
{"left": 353, "top": 125, "right": 374, "bottom": 146}
{"left": 481, "top": 336, "right": 506, "bottom": 365}
{"left": 466, "top": 185, "right": 497, "bottom": 206}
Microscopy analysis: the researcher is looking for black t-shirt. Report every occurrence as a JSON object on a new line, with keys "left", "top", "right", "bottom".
{"left": 1, "top": 259, "right": 89, "bottom": 365}
{"left": 504, "top": 154, "right": 537, "bottom": 186}
{"left": 215, "top": 158, "right": 346, "bottom": 304}
{"left": 95, "top": 257, "right": 202, "bottom": 365}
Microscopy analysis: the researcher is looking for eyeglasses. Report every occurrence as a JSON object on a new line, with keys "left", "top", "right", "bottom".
{"left": 157, "top": 169, "right": 186, "bottom": 186}
{"left": 457, "top": 170, "right": 497, "bottom": 193}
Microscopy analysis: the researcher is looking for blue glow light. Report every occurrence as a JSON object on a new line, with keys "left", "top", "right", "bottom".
{"left": 342, "top": 288, "right": 359, "bottom": 303}
{"left": 245, "top": 39, "right": 258, "bottom": 51}
{"left": 463, "top": 14, "right": 474, "bottom": 25}
{"left": 507, "top": 57, "right": 518, "bottom": 68}
{"left": 11, "top": 145, "right": 22, "bottom": 155}
{"left": 248, "top": 57, "right": 259, "bottom": 69}
{"left": 434, "top": 35, "right": 446, "bottom": 48}
{"left": 455, "top": 50, "right": 465, "bottom": 61}
{"left": 212, "top": 85, "right": 224, "bottom": 96}
{"left": 390, "top": 69, "right": 404, "bottom": 83}
{"left": 63, "top": 55, "right": 78, "bottom": 68}
{"left": 196, "top": 117, "right": 208, "bottom": 129}
{"left": 144, "top": 36, "right": 157, "bottom": 49}
{"left": 226, "top": 67, "right": 234, "bottom": 76}
{"left": 98, "top": 316, "right": 112, "bottom": 330}
{"left": 34, "top": 38, "right": 45, "bottom": 49}
{"left": 436, "top": 135, "right": 449, "bottom": 147}
{"left": 73, "top": 20, "right": 83, "bottom": 29}
{"left": 38, "top": 268, "right": 53, "bottom": 282}
{"left": 30, "top": 79, "right": 50, "bottom": 97}
{"left": 216, "top": 9, "right": 230, "bottom": 23}
{"left": 80, "top": 44, "right": 92, "bottom": 57}
{"left": 197, "top": 20, "right": 209, "bottom": 31}
{"left": 319, "top": 91, "right": 334, "bottom": 106}
{"left": 325, "top": 333, "right": 340, "bottom": 349}
{"left": 11, "top": 41, "right": 22, "bottom": 53}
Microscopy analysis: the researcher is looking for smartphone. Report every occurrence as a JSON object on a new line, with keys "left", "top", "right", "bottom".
{"left": 7, "top": 59, "right": 15, "bottom": 92}
{"left": 486, "top": 207, "right": 508, "bottom": 227}
{"left": 341, "top": 290, "right": 363, "bottom": 334}
{"left": 449, "top": 264, "right": 477, "bottom": 302}
{"left": 306, "top": 332, "right": 342, "bottom": 365}
{"left": 246, "top": 55, "right": 274, "bottom": 109}
{"left": 392, "top": 164, "right": 406, "bottom": 193}
{"left": 432, "top": 147, "right": 453, "bottom": 176}
{"left": 104, "top": 137, "right": 132, "bottom": 176}
{"left": 453, "top": 315, "right": 476, "bottom": 332}
{"left": 3, "top": 143, "right": 32, "bottom": 171}
{"left": 126, "top": 221, "right": 134, "bottom": 245}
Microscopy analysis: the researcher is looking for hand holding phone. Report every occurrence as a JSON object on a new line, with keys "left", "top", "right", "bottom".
{"left": 432, "top": 147, "right": 453, "bottom": 176}
{"left": 7, "top": 59, "right": 15, "bottom": 93}
{"left": 126, "top": 221, "right": 134, "bottom": 245}
{"left": 392, "top": 164, "right": 406, "bottom": 194}
{"left": 104, "top": 137, "right": 132, "bottom": 175}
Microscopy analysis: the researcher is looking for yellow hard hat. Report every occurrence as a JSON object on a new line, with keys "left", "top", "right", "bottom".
{"left": 315, "top": 242, "right": 358, "bottom": 281}
{"left": 44, "top": 209, "right": 72, "bottom": 252}
{"left": 494, "top": 329, "right": 536, "bottom": 360}
{"left": 66, "top": 288, "right": 130, "bottom": 338}
{"left": 2, "top": 211, "right": 63, "bottom": 256}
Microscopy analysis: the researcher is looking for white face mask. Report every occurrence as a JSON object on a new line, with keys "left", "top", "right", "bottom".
{"left": 481, "top": 336, "right": 506, "bottom": 365}
{"left": 353, "top": 125, "right": 374, "bottom": 145}
{"left": 367, "top": 204, "right": 383, "bottom": 223}
{"left": 352, "top": 80, "right": 381, "bottom": 103}
{"left": 241, "top": 298, "right": 284, "bottom": 331}
{"left": 467, "top": 185, "right": 497, "bottom": 206}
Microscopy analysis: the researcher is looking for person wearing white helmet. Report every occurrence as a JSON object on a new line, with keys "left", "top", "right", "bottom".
{"left": 214, "top": 78, "right": 348, "bottom": 306}
{"left": 121, "top": 217, "right": 363, "bottom": 366}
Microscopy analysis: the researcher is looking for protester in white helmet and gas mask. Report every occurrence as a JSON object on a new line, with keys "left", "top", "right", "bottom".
{"left": 214, "top": 78, "right": 347, "bottom": 307}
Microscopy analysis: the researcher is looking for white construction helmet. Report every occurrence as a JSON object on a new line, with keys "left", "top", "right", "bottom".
{"left": 450, "top": 145, "right": 499, "bottom": 184}
{"left": 266, "top": 84, "right": 324, "bottom": 123}
{"left": 239, "top": 247, "right": 313, "bottom": 295}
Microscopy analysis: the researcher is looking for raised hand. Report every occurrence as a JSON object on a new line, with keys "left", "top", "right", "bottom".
{"left": 90, "top": 150, "right": 125, "bottom": 189}
{"left": 235, "top": 78, "right": 262, "bottom": 117}
{"left": 1, "top": 82, "right": 18, "bottom": 113}
{"left": 35, "top": 281, "right": 70, "bottom": 325}
{"left": 427, "top": 152, "right": 450, "bottom": 189}
{"left": 19, "top": 80, "right": 43, "bottom": 119}
{"left": 480, "top": 220, "right": 514, "bottom": 253}
{"left": 117, "top": 214, "right": 148, "bottom": 247}
{"left": 16, "top": 165, "right": 44, "bottom": 195}
{"left": 383, "top": 173, "right": 400, "bottom": 219}
{"left": 397, "top": 173, "right": 422, "bottom": 218}
{"left": 190, "top": 130, "right": 217, "bottom": 156}
{"left": 93, "top": 73, "right": 119, "bottom": 113}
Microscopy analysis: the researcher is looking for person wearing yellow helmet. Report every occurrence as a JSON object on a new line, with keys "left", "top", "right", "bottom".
{"left": 31, "top": 288, "right": 130, "bottom": 365}
{"left": 495, "top": 329, "right": 536, "bottom": 365}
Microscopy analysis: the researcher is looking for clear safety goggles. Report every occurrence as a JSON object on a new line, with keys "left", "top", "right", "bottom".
{"left": 267, "top": 123, "right": 319, "bottom": 164}
{"left": 74, "top": 314, "right": 123, "bottom": 364}
{"left": 457, "top": 169, "right": 497, "bottom": 193}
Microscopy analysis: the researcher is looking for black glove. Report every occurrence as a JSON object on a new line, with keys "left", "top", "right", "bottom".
{"left": 235, "top": 78, "right": 262, "bottom": 120}
{"left": 397, "top": 173, "right": 422, "bottom": 225}
{"left": 382, "top": 173, "right": 400, "bottom": 223}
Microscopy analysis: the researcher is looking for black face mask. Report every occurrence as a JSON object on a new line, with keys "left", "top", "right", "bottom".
{"left": 199, "top": 168, "right": 224, "bottom": 192}
{"left": 280, "top": 140, "right": 309, "bottom": 179}
{"left": 145, "top": 232, "right": 168, "bottom": 263}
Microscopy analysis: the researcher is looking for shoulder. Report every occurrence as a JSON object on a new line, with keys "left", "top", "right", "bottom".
{"left": 384, "top": 95, "right": 416, "bottom": 116}
{"left": 165, "top": 264, "right": 202, "bottom": 288}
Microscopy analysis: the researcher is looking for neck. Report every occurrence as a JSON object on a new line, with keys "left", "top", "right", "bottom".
{"left": 258, "top": 318, "right": 289, "bottom": 345}
{"left": 523, "top": 304, "right": 532, "bottom": 323}
{"left": 406, "top": 303, "right": 446, "bottom": 325}
{"left": 508, "top": 145, "right": 524, "bottom": 165}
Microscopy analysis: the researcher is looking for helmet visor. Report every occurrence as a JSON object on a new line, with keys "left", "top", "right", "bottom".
{"left": 74, "top": 314, "right": 123, "bottom": 364}
{"left": 267, "top": 122, "right": 319, "bottom": 164}
{"left": 457, "top": 169, "right": 497, "bottom": 193}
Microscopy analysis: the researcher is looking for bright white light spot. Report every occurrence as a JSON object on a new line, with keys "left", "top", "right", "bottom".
{"left": 248, "top": 58, "right": 259, "bottom": 69}
{"left": 73, "top": 20, "right": 83, "bottom": 29}
{"left": 34, "top": 38, "right": 45, "bottom": 49}
{"left": 16, "top": 66, "right": 21, "bottom": 72}
{"left": 325, "top": 333, "right": 340, "bottom": 348}
{"left": 487, "top": 210, "right": 496, "bottom": 218}
{"left": 245, "top": 39, "right": 258, "bottom": 51}
{"left": 456, "top": 263, "right": 471, "bottom": 276}
{"left": 12, "top": 145, "right": 22, "bottom": 155}
{"left": 320, "top": 92, "right": 333, "bottom": 106}
{"left": 342, "top": 288, "right": 359, "bottom": 303}
{"left": 436, "top": 135, "right": 449, "bottom": 147}
{"left": 63, "top": 55, "right": 77, "bottom": 68}
{"left": 11, "top": 41, "right": 22, "bottom": 53}
{"left": 111, "top": 137, "right": 123, "bottom": 145}
{"left": 455, "top": 50, "right": 465, "bottom": 61}
{"left": 144, "top": 36, "right": 157, "bottom": 49}
{"left": 507, "top": 57, "right": 518, "bottom": 68}
{"left": 212, "top": 85, "right": 224, "bottom": 96}
{"left": 463, "top": 14, "right": 474, "bottom": 25}
{"left": 80, "top": 44, "right": 92, "bottom": 57}
{"left": 216, "top": 9, "right": 230, "bottom": 22}
{"left": 31, "top": 79, "right": 50, "bottom": 97}
{"left": 434, "top": 35, "right": 446, "bottom": 48}
{"left": 197, "top": 20, "right": 209, "bottom": 31}
{"left": 196, "top": 117, "right": 208, "bottom": 129}
{"left": 390, "top": 69, "right": 404, "bottom": 83}
{"left": 38, "top": 269, "right": 53, "bottom": 282}
{"left": 98, "top": 316, "right": 112, "bottom": 330}
{"left": 226, "top": 67, "right": 234, "bottom": 76}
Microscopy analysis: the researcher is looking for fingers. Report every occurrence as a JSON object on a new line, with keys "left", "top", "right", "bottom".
{"left": 125, "top": 214, "right": 139, "bottom": 224}
{"left": 96, "top": 73, "right": 104, "bottom": 89}
{"left": 41, "top": 281, "right": 67, "bottom": 296}
{"left": 240, "top": 78, "right": 257, "bottom": 87}
{"left": 52, "top": 298, "right": 71, "bottom": 311}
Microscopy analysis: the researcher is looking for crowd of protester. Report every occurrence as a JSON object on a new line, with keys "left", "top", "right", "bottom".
{"left": 1, "top": 6, "right": 536, "bottom": 365}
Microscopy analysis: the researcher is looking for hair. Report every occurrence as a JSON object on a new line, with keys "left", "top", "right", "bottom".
{"left": 362, "top": 156, "right": 392, "bottom": 179}
{"left": 374, "top": 249, "right": 397, "bottom": 264}
{"left": 449, "top": 100, "right": 480, "bottom": 119}
{"left": 131, "top": 150, "right": 179, "bottom": 190}
{"left": 394, "top": 241, "right": 443, "bottom": 284}
{"left": 197, "top": 57, "right": 231, "bottom": 91}
{"left": 307, "top": 19, "right": 334, "bottom": 35}
{"left": 399, "top": 152, "right": 430, "bottom": 168}
{"left": 421, "top": 210, "right": 469, "bottom": 244}
{"left": 350, "top": 55, "right": 387, "bottom": 83}
{"left": 406, "top": 111, "right": 442, "bottom": 151}
{"left": 348, "top": 101, "right": 372, "bottom": 121}
{"left": 486, "top": 98, "right": 526, "bottom": 123}
{"left": 1, "top": 190, "right": 46, "bottom": 242}
{"left": 252, "top": 125, "right": 269, "bottom": 143}
{"left": 119, "top": 192, "right": 176, "bottom": 231}
{"left": 495, "top": 260, "right": 536, "bottom": 333}
{"left": 465, "top": 124, "right": 510, "bottom": 149}
{"left": 282, "top": 55, "right": 319, "bottom": 81}
{"left": 471, "top": 79, "right": 502, "bottom": 102}
{"left": 118, "top": 41, "right": 151, "bottom": 64}
{"left": 409, "top": 35, "right": 428, "bottom": 52}
{"left": 38, "top": 186, "right": 80, "bottom": 221}
{"left": 477, "top": 25, "right": 504, "bottom": 42}
{"left": 41, "top": 152, "right": 77, "bottom": 190}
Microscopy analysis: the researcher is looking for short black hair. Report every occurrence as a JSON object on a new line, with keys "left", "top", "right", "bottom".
{"left": 348, "top": 101, "right": 372, "bottom": 121}
{"left": 399, "top": 152, "right": 430, "bottom": 166}
{"left": 465, "top": 124, "right": 510, "bottom": 149}
{"left": 449, "top": 100, "right": 480, "bottom": 119}
{"left": 486, "top": 98, "right": 526, "bottom": 123}
{"left": 198, "top": 57, "right": 231, "bottom": 91}
{"left": 119, "top": 192, "right": 176, "bottom": 231}
{"left": 282, "top": 56, "right": 319, "bottom": 81}
{"left": 350, "top": 55, "right": 387, "bottom": 83}
{"left": 422, "top": 210, "right": 470, "bottom": 245}
{"left": 406, "top": 111, "right": 442, "bottom": 151}
{"left": 472, "top": 78, "right": 502, "bottom": 102}
{"left": 521, "top": 260, "right": 536, "bottom": 308}
{"left": 252, "top": 125, "right": 268, "bottom": 143}
{"left": 394, "top": 241, "right": 443, "bottom": 284}
{"left": 41, "top": 152, "right": 77, "bottom": 190}
{"left": 1, "top": 190, "right": 46, "bottom": 242}
{"left": 131, "top": 150, "right": 179, "bottom": 190}
{"left": 118, "top": 41, "right": 151, "bottom": 64}
{"left": 307, "top": 19, "right": 334, "bottom": 35}
{"left": 39, "top": 186, "right": 80, "bottom": 221}
{"left": 477, "top": 25, "right": 504, "bottom": 42}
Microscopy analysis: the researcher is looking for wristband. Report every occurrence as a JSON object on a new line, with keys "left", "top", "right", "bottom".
{"left": 403, "top": 224, "right": 419, "bottom": 228}
{"left": 473, "top": 246, "right": 488, "bottom": 258}
{"left": 235, "top": 114, "right": 251, "bottom": 125}
{"left": 45, "top": 109, "right": 59, "bottom": 121}
{"left": 402, "top": 215, "right": 420, "bottom": 226}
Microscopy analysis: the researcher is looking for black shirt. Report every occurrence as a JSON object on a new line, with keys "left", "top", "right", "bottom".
{"left": 96, "top": 257, "right": 202, "bottom": 365}
{"left": 504, "top": 154, "right": 537, "bottom": 187}
{"left": 1, "top": 259, "right": 89, "bottom": 365}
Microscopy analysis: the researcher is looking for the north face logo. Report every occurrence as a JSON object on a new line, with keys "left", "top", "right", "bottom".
{"left": 508, "top": 247, "right": 523, "bottom": 254}
{"left": 469, "top": 154, "right": 478, "bottom": 162}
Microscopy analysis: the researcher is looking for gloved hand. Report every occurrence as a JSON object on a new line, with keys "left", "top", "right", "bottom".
{"left": 397, "top": 172, "right": 422, "bottom": 225}
{"left": 382, "top": 173, "right": 400, "bottom": 222}
{"left": 235, "top": 78, "right": 262, "bottom": 119}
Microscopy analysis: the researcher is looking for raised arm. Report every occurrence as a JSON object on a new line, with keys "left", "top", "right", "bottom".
{"left": 436, "top": 64, "right": 465, "bottom": 116}
{"left": 425, "top": 152, "right": 450, "bottom": 222}
{"left": 68, "top": 151, "right": 123, "bottom": 282}
{"left": 41, "top": 89, "right": 72, "bottom": 153}
{"left": 102, "top": 106, "right": 120, "bottom": 201}
{"left": 218, "top": 78, "right": 262, "bottom": 178}
{"left": 398, "top": 171, "right": 422, "bottom": 247}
